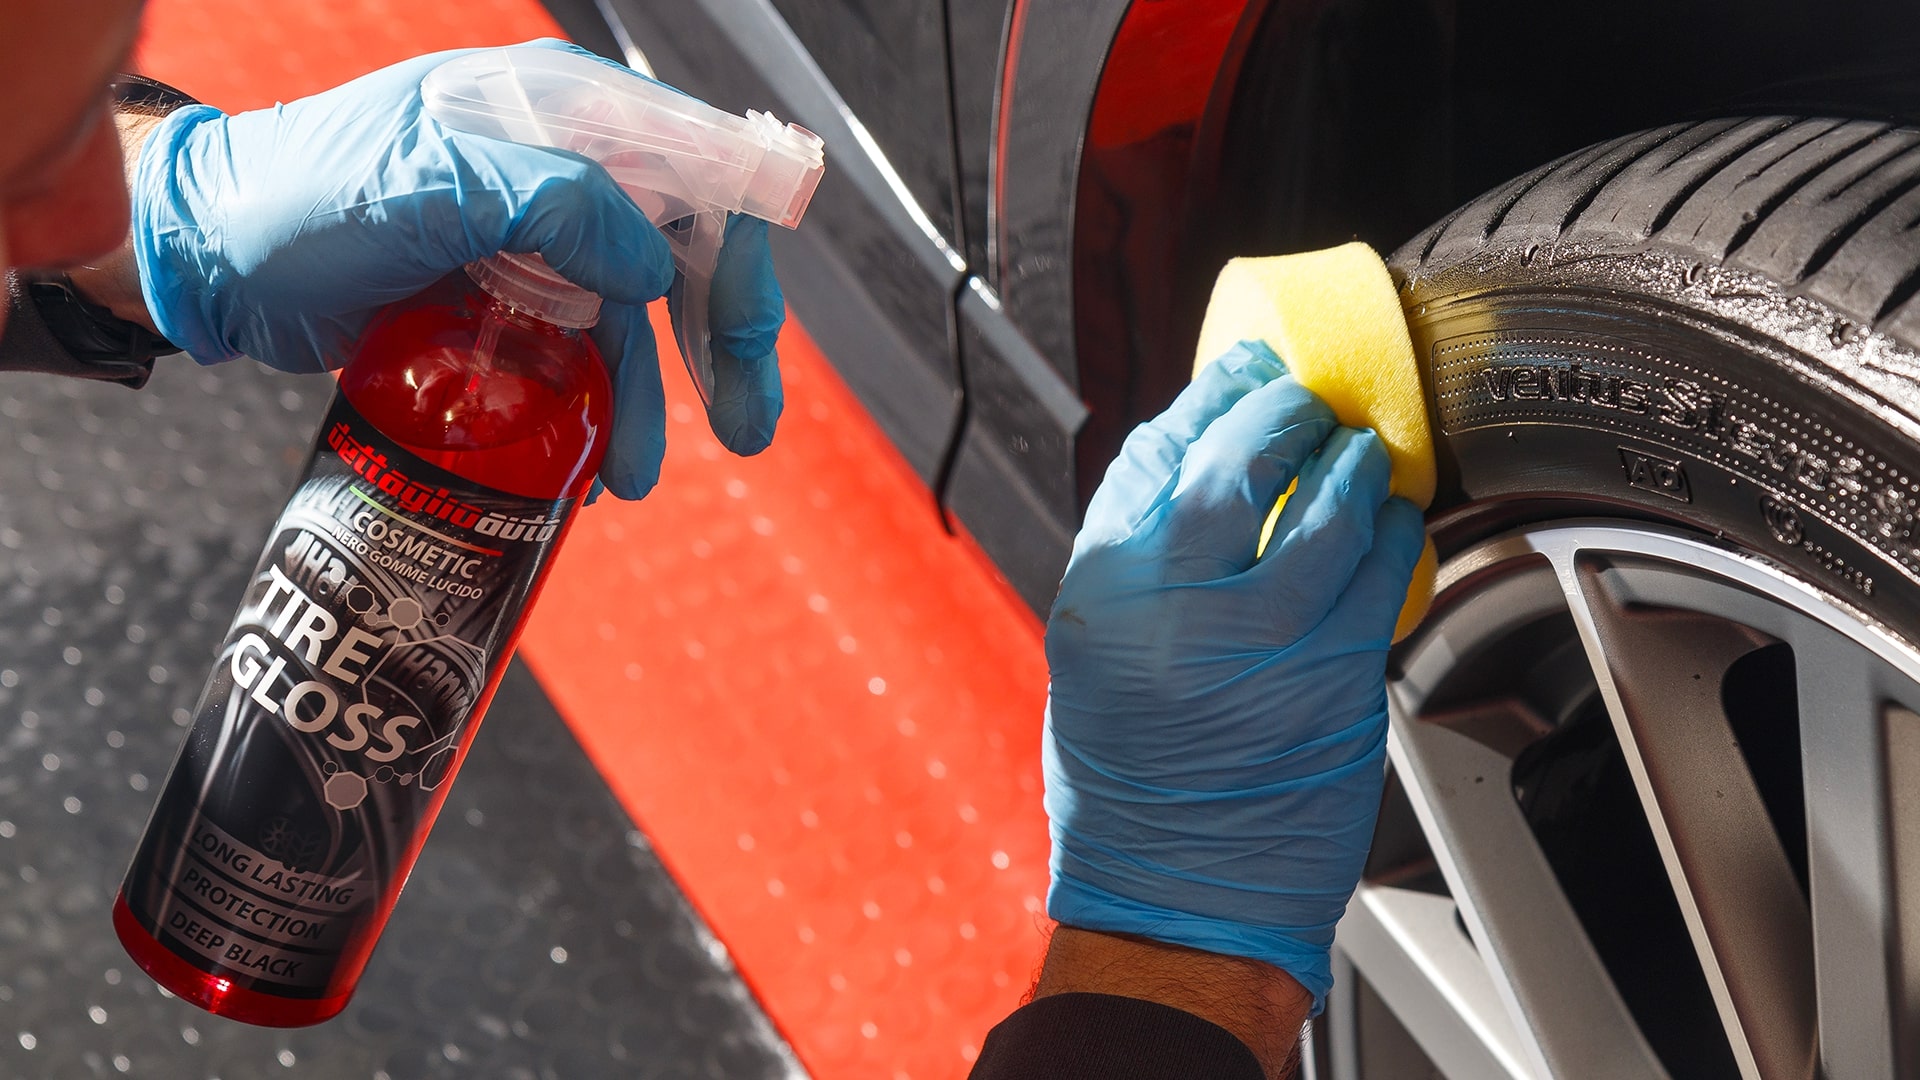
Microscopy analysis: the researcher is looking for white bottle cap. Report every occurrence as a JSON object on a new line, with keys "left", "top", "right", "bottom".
{"left": 466, "top": 253, "right": 603, "bottom": 329}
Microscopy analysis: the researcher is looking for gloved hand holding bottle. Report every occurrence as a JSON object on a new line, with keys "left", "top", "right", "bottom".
{"left": 1041, "top": 340, "right": 1426, "bottom": 1012}
{"left": 128, "top": 38, "right": 784, "bottom": 500}
{"left": 108, "top": 41, "right": 823, "bottom": 1027}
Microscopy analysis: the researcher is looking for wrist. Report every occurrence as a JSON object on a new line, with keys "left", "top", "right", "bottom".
{"left": 1034, "top": 926, "right": 1311, "bottom": 1080}
{"left": 65, "top": 79, "right": 195, "bottom": 331}
{"left": 125, "top": 102, "right": 232, "bottom": 361}
{"left": 1044, "top": 864, "right": 1345, "bottom": 1010}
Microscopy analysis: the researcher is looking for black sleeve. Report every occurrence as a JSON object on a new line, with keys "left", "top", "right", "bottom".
{"left": 0, "top": 273, "right": 156, "bottom": 388}
{"left": 967, "top": 993, "right": 1266, "bottom": 1080}
{"left": 0, "top": 75, "right": 200, "bottom": 389}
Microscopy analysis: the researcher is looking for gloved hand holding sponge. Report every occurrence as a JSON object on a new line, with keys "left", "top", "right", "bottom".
{"left": 1042, "top": 243, "right": 1436, "bottom": 1011}
{"left": 129, "top": 38, "right": 785, "bottom": 501}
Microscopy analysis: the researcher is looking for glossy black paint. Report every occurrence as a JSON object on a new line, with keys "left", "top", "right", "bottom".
{"left": 944, "top": 282, "right": 1086, "bottom": 614}
{"left": 768, "top": 0, "right": 959, "bottom": 244}
{"left": 947, "top": 1, "right": 1013, "bottom": 278}
{"left": 543, "top": 0, "right": 966, "bottom": 488}
{"left": 990, "top": 0, "right": 1129, "bottom": 382}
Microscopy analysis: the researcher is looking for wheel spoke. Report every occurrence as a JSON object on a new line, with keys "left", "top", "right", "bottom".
{"left": 1385, "top": 697, "right": 1669, "bottom": 1080}
{"left": 1551, "top": 547, "right": 1816, "bottom": 1080}
{"left": 1570, "top": 539, "right": 1920, "bottom": 1079}
{"left": 1335, "top": 882, "right": 1535, "bottom": 1079}
{"left": 1325, "top": 948, "right": 1360, "bottom": 1080}
{"left": 1884, "top": 706, "right": 1920, "bottom": 1078}
{"left": 1377, "top": 523, "right": 1920, "bottom": 1080}
{"left": 1783, "top": 630, "right": 1904, "bottom": 1080}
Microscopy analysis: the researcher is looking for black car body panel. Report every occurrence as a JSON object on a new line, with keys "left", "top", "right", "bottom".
{"left": 549, "top": 0, "right": 969, "bottom": 499}
{"left": 766, "top": 0, "right": 961, "bottom": 245}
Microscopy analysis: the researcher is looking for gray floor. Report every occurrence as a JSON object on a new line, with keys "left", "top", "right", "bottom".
{"left": 0, "top": 358, "right": 803, "bottom": 1079}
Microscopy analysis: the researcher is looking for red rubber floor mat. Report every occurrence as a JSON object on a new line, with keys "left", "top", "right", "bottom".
{"left": 523, "top": 307, "right": 1052, "bottom": 1080}
{"left": 136, "top": 6, "right": 1056, "bottom": 1078}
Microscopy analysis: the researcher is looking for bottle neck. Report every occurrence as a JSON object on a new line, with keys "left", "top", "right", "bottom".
{"left": 475, "top": 291, "right": 581, "bottom": 338}
{"left": 465, "top": 253, "right": 602, "bottom": 330}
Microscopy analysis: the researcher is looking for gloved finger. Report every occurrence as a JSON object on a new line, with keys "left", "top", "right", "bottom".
{"left": 703, "top": 215, "right": 784, "bottom": 454}
{"left": 589, "top": 301, "right": 670, "bottom": 500}
{"left": 1080, "top": 340, "right": 1304, "bottom": 549}
{"left": 1311, "top": 496, "right": 1429, "bottom": 648}
{"left": 1148, "top": 376, "right": 1339, "bottom": 583}
{"left": 464, "top": 134, "right": 674, "bottom": 307}
{"left": 1239, "top": 427, "right": 1395, "bottom": 640}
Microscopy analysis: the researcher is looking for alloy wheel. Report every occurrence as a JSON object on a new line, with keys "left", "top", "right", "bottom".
{"left": 1319, "top": 522, "right": 1920, "bottom": 1080}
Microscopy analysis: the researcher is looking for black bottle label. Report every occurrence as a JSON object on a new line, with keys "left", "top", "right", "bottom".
{"left": 121, "top": 394, "right": 574, "bottom": 998}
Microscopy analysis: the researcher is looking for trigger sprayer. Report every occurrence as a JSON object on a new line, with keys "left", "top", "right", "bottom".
{"left": 421, "top": 46, "right": 826, "bottom": 405}
{"left": 113, "top": 46, "right": 825, "bottom": 1026}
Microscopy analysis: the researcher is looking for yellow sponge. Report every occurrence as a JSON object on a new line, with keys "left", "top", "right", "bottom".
{"left": 1193, "top": 242, "right": 1436, "bottom": 641}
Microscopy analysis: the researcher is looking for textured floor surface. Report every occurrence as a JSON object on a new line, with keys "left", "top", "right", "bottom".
{"left": 521, "top": 310, "right": 1054, "bottom": 1080}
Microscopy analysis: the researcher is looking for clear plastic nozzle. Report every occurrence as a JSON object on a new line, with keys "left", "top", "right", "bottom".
{"left": 422, "top": 46, "right": 826, "bottom": 405}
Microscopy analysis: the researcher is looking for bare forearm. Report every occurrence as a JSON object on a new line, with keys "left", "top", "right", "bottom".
{"left": 1031, "top": 926, "right": 1311, "bottom": 1080}
{"left": 64, "top": 109, "right": 161, "bottom": 330}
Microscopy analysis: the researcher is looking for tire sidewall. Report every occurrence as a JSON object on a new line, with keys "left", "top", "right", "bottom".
{"left": 1402, "top": 243, "right": 1920, "bottom": 644}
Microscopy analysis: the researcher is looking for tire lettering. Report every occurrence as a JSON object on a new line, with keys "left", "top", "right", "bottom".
{"left": 1760, "top": 495, "right": 1804, "bottom": 546}
{"left": 1437, "top": 339, "right": 1920, "bottom": 596}
{"left": 1619, "top": 448, "right": 1693, "bottom": 503}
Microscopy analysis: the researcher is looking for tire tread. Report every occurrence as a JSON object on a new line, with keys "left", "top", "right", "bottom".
{"left": 1398, "top": 114, "right": 1920, "bottom": 355}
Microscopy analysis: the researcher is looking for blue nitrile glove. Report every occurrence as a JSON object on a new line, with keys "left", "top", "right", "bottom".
{"left": 1042, "top": 340, "right": 1426, "bottom": 1012}
{"left": 130, "top": 39, "right": 784, "bottom": 500}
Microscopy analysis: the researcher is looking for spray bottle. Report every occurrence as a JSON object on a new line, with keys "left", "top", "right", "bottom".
{"left": 112, "top": 47, "right": 825, "bottom": 1027}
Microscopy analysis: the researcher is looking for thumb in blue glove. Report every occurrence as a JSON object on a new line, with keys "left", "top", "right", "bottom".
{"left": 1043, "top": 339, "right": 1426, "bottom": 1011}
{"left": 132, "top": 39, "right": 784, "bottom": 501}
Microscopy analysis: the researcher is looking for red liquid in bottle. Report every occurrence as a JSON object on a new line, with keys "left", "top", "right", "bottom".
{"left": 338, "top": 274, "right": 610, "bottom": 500}
{"left": 115, "top": 269, "right": 610, "bottom": 1026}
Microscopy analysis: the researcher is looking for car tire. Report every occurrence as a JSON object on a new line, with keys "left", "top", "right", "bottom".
{"left": 1397, "top": 116, "right": 1920, "bottom": 630}
{"left": 1321, "top": 118, "right": 1920, "bottom": 1079}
